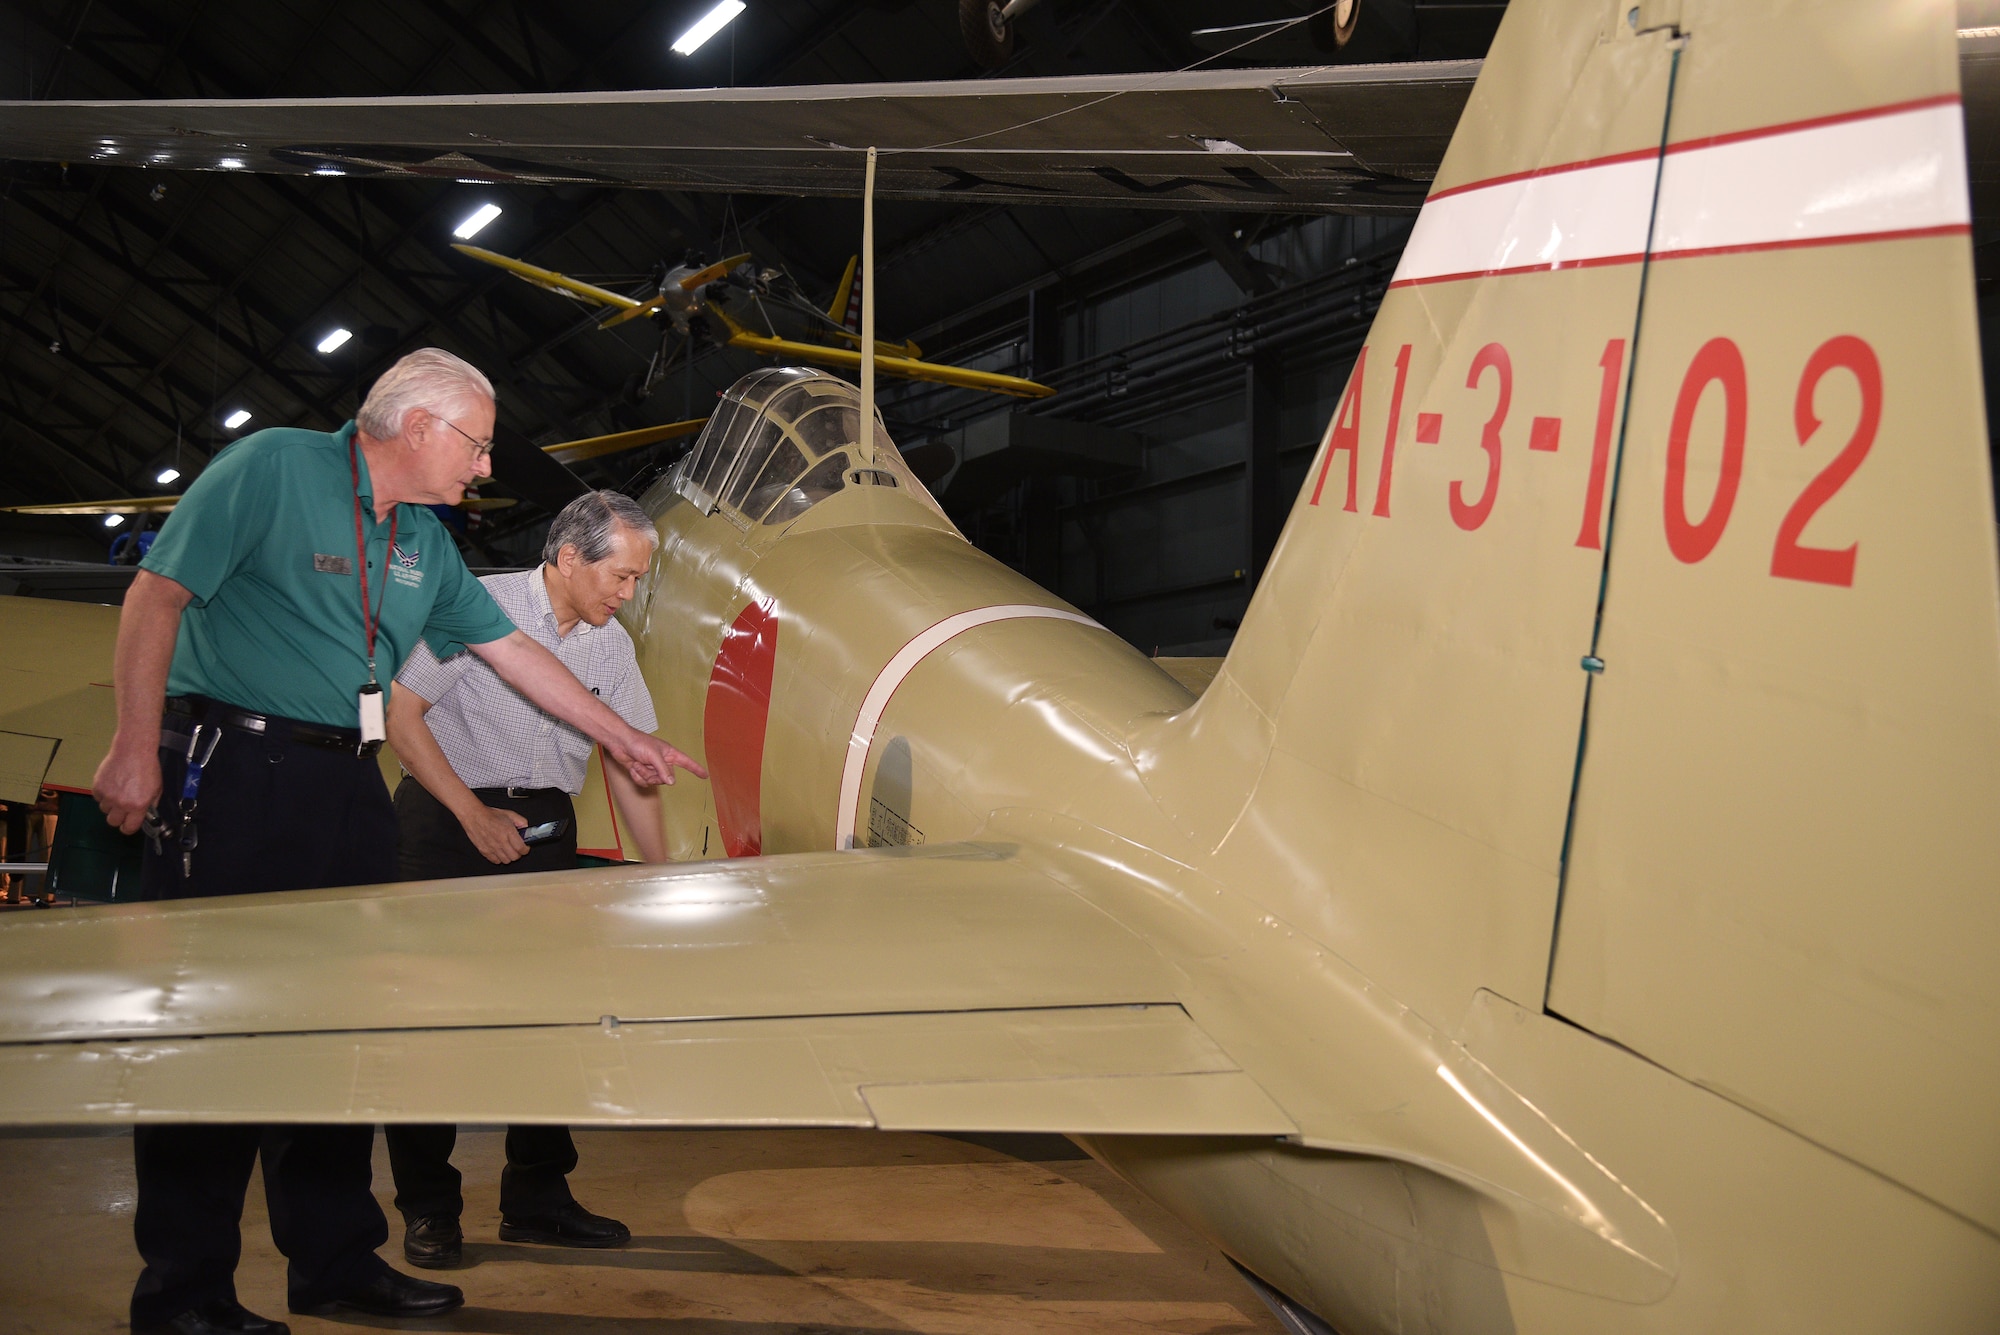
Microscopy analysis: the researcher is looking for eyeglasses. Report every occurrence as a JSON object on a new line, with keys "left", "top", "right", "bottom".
{"left": 433, "top": 414, "right": 495, "bottom": 462}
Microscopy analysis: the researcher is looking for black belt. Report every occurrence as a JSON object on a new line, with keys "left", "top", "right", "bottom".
{"left": 164, "top": 696, "right": 369, "bottom": 755}
{"left": 474, "top": 786, "right": 570, "bottom": 801}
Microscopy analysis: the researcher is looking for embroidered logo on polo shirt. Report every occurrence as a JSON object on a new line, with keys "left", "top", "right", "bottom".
{"left": 389, "top": 544, "right": 425, "bottom": 588}
{"left": 312, "top": 553, "right": 352, "bottom": 575}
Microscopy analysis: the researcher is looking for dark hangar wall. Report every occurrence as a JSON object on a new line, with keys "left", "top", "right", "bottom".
{"left": 0, "top": 0, "right": 1499, "bottom": 654}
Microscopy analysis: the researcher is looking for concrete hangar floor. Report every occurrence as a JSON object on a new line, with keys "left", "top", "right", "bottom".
{"left": 0, "top": 1126, "right": 1286, "bottom": 1334}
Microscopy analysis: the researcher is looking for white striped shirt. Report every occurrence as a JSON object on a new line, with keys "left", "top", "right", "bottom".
{"left": 396, "top": 566, "right": 657, "bottom": 794}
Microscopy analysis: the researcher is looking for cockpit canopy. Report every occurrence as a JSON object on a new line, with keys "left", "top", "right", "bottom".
{"left": 668, "top": 367, "right": 938, "bottom": 528}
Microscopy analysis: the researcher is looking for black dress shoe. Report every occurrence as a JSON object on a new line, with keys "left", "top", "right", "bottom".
{"left": 133, "top": 1298, "right": 290, "bottom": 1335}
{"left": 499, "top": 1199, "right": 632, "bottom": 1248}
{"left": 301, "top": 1265, "right": 463, "bottom": 1317}
{"left": 403, "top": 1212, "right": 465, "bottom": 1269}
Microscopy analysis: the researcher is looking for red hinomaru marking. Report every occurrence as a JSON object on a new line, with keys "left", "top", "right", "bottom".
{"left": 704, "top": 600, "right": 779, "bottom": 858}
{"left": 1530, "top": 417, "right": 1562, "bottom": 452}
{"left": 1415, "top": 413, "right": 1443, "bottom": 444}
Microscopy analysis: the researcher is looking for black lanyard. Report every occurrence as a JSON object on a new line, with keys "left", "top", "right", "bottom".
{"left": 349, "top": 438, "right": 397, "bottom": 685}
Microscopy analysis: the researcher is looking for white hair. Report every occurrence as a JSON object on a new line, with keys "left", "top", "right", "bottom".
{"left": 544, "top": 490, "right": 657, "bottom": 565}
{"left": 355, "top": 348, "right": 495, "bottom": 440}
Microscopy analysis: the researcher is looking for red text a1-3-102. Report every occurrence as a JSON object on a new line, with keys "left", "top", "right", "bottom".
{"left": 1308, "top": 334, "right": 1881, "bottom": 588}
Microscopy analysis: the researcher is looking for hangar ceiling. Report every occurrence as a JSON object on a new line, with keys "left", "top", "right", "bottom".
{"left": 0, "top": 0, "right": 1505, "bottom": 602}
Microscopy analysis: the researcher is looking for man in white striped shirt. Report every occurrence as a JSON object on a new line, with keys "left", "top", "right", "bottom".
{"left": 382, "top": 490, "right": 692, "bottom": 1269}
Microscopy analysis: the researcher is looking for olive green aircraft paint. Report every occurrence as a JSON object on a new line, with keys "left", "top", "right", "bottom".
{"left": 1, "top": 2, "right": 1997, "bottom": 1330}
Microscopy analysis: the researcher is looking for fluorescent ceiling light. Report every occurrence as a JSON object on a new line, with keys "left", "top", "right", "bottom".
{"left": 223, "top": 409, "right": 252, "bottom": 430}
{"left": 155, "top": 467, "right": 181, "bottom": 486}
{"left": 218, "top": 156, "right": 245, "bottom": 170}
{"left": 313, "top": 166, "right": 344, "bottom": 176}
{"left": 453, "top": 203, "right": 503, "bottom": 239}
{"left": 672, "top": 0, "right": 745, "bottom": 55}
{"left": 316, "top": 327, "right": 353, "bottom": 354}
{"left": 103, "top": 514, "right": 126, "bottom": 528}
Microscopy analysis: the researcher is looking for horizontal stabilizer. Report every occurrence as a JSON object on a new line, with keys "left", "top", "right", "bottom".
{"left": 0, "top": 596, "right": 120, "bottom": 796}
{"left": 0, "top": 1004, "right": 1293, "bottom": 1134}
{"left": 0, "top": 842, "right": 1295, "bottom": 1135}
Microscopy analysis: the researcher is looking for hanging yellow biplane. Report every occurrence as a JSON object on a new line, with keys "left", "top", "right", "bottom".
{"left": 0, "top": 2, "right": 1998, "bottom": 1331}
{"left": 454, "top": 241, "right": 1056, "bottom": 400}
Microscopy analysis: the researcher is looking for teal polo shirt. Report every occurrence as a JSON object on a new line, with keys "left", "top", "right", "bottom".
{"left": 141, "top": 421, "right": 518, "bottom": 729}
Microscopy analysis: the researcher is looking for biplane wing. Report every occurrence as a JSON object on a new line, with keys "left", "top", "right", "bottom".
{"left": 1, "top": 495, "right": 516, "bottom": 516}
{"left": 450, "top": 243, "right": 647, "bottom": 311}
{"left": 704, "top": 306, "right": 1052, "bottom": 397}
{"left": 1, "top": 422, "right": 690, "bottom": 519}
{"left": 541, "top": 418, "right": 707, "bottom": 464}
{"left": 0, "top": 62, "right": 1479, "bottom": 214}
{"left": 1, "top": 495, "right": 181, "bottom": 517}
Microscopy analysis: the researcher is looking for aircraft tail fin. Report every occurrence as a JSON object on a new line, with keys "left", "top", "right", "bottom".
{"left": 1138, "top": 0, "right": 2000, "bottom": 1233}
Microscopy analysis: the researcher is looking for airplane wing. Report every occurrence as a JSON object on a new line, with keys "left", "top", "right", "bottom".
{"left": 543, "top": 419, "right": 708, "bottom": 464}
{"left": 2, "top": 423, "right": 675, "bottom": 519}
{"left": 2, "top": 495, "right": 514, "bottom": 516}
{"left": 2, "top": 496, "right": 180, "bottom": 516}
{"left": 0, "top": 62, "right": 1480, "bottom": 214}
{"left": 450, "top": 243, "right": 646, "bottom": 310}
{"left": 707, "top": 308, "right": 1053, "bottom": 398}
{"left": 0, "top": 842, "right": 1295, "bottom": 1136}
{"left": 0, "top": 596, "right": 119, "bottom": 801}
{"left": 6, "top": 40, "right": 2000, "bottom": 216}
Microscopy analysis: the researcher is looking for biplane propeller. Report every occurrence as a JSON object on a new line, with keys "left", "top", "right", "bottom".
{"left": 452, "top": 242, "right": 1056, "bottom": 401}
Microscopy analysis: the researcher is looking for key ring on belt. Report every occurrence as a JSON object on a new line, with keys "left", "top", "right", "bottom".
{"left": 159, "top": 718, "right": 222, "bottom": 879}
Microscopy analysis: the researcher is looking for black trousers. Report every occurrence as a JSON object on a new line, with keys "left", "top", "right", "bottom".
{"left": 384, "top": 777, "right": 580, "bottom": 1221}
{"left": 131, "top": 703, "right": 398, "bottom": 1325}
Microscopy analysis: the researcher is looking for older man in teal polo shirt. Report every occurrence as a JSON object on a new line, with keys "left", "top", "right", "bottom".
{"left": 92, "top": 348, "right": 704, "bottom": 1335}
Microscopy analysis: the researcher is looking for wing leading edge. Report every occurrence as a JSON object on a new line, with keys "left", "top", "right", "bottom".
{"left": 0, "top": 842, "right": 1294, "bottom": 1136}
{"left": 11, "top": 38, "right": 2000, "bottom": 215}
{"left": 0, "top": 63, "right": 1479, "bottom": 214}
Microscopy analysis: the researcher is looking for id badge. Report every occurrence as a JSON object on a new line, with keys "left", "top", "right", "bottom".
{"left": 358, "top": 682, "right": 386, "bottom": 744}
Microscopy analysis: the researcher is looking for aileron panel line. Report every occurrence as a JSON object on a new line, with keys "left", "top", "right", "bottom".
{"left": 0, "top": 1005, "right": 1293, "bottom": 1135}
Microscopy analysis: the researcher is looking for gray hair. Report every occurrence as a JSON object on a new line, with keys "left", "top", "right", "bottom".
{"left": 543, "top": 490, "right": 657, "bottom": 566}
{"left": 356, "top": 348, "right": 495, "bottom": 440}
